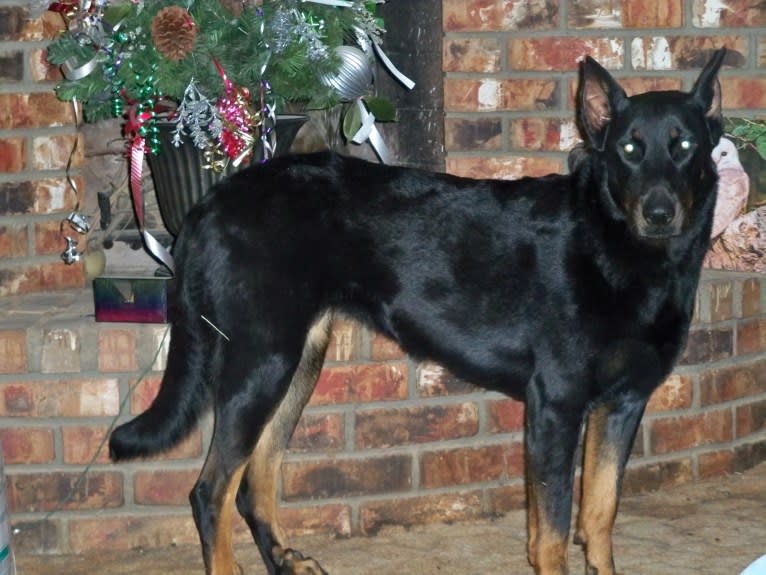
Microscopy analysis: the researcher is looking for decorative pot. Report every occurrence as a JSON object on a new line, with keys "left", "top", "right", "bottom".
{"left": 147, "top": 114, "right": 308, "bottom": 236}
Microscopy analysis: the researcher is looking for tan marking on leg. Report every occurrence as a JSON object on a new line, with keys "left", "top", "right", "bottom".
{"left": 577, "top": 405, "right": 618, "bottom": 575}
{"left": 526, "top": 467, "right": 540, "bottom": 568}
{"left": 210, "top": 462, "right": 247, "bottom": 575}
{"left": 248, "top": 312, "right": 334, "bottom": 553}
{"left": 526, "top": 466, "right": 569, "bottom": 575}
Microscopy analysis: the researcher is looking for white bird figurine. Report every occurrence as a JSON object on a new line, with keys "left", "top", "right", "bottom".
{"left": 710, "top": 137, "right": 749, "bottom": 239}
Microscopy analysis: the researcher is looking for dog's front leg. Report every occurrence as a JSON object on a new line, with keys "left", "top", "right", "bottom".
{"left": 575, "top": 396, "right": 646, "bottom": 575}
{"left": 524, "top": 374, "right": 584, "bottom": 575}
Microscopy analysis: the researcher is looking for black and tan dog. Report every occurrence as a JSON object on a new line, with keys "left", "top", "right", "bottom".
{"left": 110, "top": 50, "right": 727, "bottom": 575}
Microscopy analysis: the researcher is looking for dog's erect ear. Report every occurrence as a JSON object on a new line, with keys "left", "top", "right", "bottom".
{"left": 691, "top": 48, "right": 726, "bottom": 146}
{"left": 577, "top": 56, "right": 628, "bottom": 152}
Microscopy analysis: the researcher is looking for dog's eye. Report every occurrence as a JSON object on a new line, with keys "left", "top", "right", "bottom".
{"left": 680, "top": 140, "right": 692, "bottom": 150}
{"left": 623, "top": 143, "right": 636, "bottom": 155}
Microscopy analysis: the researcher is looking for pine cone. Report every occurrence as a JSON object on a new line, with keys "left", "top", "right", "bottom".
{"left": 151, "top": 6, "right": 197, "bottom": 62}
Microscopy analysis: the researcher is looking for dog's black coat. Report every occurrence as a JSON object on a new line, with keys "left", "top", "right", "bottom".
{"left": 110, "top": 50, "right": 727, "bottom": 575}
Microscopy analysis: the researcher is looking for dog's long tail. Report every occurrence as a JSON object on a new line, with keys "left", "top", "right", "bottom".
{"left": 109, "top": 320, "right": 210, "bottom": 461}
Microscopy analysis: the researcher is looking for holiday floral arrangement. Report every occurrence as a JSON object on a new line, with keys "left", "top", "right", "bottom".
{"left": 46, "top": 0, "right": 406, "bottom": 167}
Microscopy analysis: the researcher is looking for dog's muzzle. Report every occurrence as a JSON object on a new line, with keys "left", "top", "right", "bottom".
{"left": 636, "top": 186, "right": 683, "bottom": 238}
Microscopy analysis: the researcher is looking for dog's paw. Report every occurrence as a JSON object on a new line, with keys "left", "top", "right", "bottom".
{"left": 275, "top": 547, "right": 328, "bottom": 575}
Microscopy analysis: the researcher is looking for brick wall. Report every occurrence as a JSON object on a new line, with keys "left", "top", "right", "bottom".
{"left": 3, "top": 273, "right": 766, "bottom": 554}
{"left": 0, "top": 5, "right": 86, "bottom": 296}
{"left": 443, "top": 0, "right": 766, "bottom": 179}
{"left": 1, "top": 0, "right": 766, "bottom": 557}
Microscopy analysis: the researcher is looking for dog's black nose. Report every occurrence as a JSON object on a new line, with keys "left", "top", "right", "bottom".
{"left": 642, "top": 188, "right": 676, "bottom": 227}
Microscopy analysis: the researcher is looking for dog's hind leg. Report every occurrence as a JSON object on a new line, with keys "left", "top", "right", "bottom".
{"left": 235, "top": 311, "right": 334, "bottom": 575}
{"left": 575, "top": 396, "right": 646, "bottom": 575}
{"left": 189, "top": 317, "right": 330, "bottom": 575}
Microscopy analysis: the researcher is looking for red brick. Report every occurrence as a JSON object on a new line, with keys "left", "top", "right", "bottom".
{"left": 0, "top": 224, "right": 28, "bottom": 257}
{"left": 29, "top": 47, "right": 63, "bottom": 82}
{"left": 509, "top": 37, "right": 623, "bottom": 71}
{"left": 722, "top": 77, "right": 766, "bottom": 109}
{"left": 619, "top": 77, "right": 685, "bottom": 96}
{"left": 130, "top": 374, "right": 163, "bottom": 413}
{"left": 646, "top": 374, "right": 693, "bottom": 413}
{"left": 567, "top": 77, "right": 684, "bottom": 107}
{"left": 39, "top": 260, "right": 87, "bottom": 292}
{"left": 737, "top": 319, "right": 766, "bottom": 355}
{"left": 679, "top": 327, "right": 733, "bottom": 365}
{"left": 445, "top": 117, "right": 503, "bottom": 152}
{"left": 288, "top": 412, "right": 345, "bottom": 451}
{"left": 568, "top": 1, "right": 622, "bottom": 28}
{"left": 736, "top": 399, "right": 766, "bottom": 437}
{"left": 0, "top": 93, "right": 76, "bottom": 129}
{"left": 0, "top": 378, "right": 120, "bottom": 417}
{"left": 0, "top": 427, "right": 55, "bottom": 464}
{"left": 40, "top": 327, "right": 81, "bottom": 373}
{"left": 416, "top": 362, "right": 477, "bottom": 396}
{"left": 444, "top": 78, "right": 558, "bottom": 112}
{"left": 622, "top": 458, "right": 693, "bottom": 494}
{"left": 0, "top": 50, "right": 21, "bottom": 82}
{"left": 10, "top": 519, "right": 59, "bottom": 554}
{"left": 486, "top": 482, "right": 526, "bottom": 513}
{"left": 61, "top": 425, "right": 113, "bottom": 465}
{"left": 760, "top": 36, "right": 766, "bottom": 67}
{"left": 698, "top": 449, "right": 735, "bottom": 478}
{"left": 98, "top": 328, "right": 138, "bottom": 372}
{"left": 0, "top": 330, "right": 26, "bottom": 373}
{"left": 700, "top": 361, "right": 766, "bottom": 405}
{"left": 624, "top": 0, "right": 683, "bottom": 27}
{"left": 708, "top": 280, "right": 735, "bottom": 321}
{"left": 446, "top": 156, "right": 563, "bottom": 180}
{"left": 631, "top": 36, "right": 744, "bottom": 70}
{"left": 32, "top": 133, "right": 83, "bottom": 170}
{"left": 7, "top": 471, "right": 123, "bottom": 512}
{"left": 360, "top": 490, "right": 483, "bottom": 535}
{"left": 0, "top": 137, "right": 25, "bottom": 172}
{"left": 370, "top": 332, "right": 406, "bottom": 360}
{"left": 34, "top": 220, "right": 71, "bottom": 255}
{"left": 649, "top": 409, "right": 733, "bottom": 455}
{"left": 134, "top": 469, "right": 199, "bottom": 505}
{"left": 510, "top": 117, "right": 579, "bottom": 152}
{"left": 310, "top": 363, "right": 407, "bottom": 405}
{"left": 0, "top": 263, "right": 39, "bottom": 296}
{"left": 692, "top": 0, "right": 765, "bottom": 27}
{"left": 326, "top": 319, "right": 357, "bottom": 362}
{"left": 487, "top": 398, "right": 525, "bottom": 432}
{"left": 60, "top": 426, "right": 196, "bottom": 466}
{"left": 740, "top": 278, "right": 761, "bottom": 318}
{"left": 443, "top": 0, "right": 558, "bottom": 31}
{"left": 282, "top": 455, "right": 411, "bottom": 500}
{"left": 420, "top": 443, "right": 523, "bottom": 488}
{"left": 355, "top": 403, "right": 479, "bottom": 448}
{"left": 0, "top": 7, "right": 34, "bottom": 40}
{"left": 68, "top": 515, "right": 200, "bottom": 553}
{"left": 0, "top": 178, "right": 82, "bottom": 217}
{"left": 279, "top": 504, "right": 352, "bottom": 538}
{"left": 443, "top": 38, "right": 502, "bottom": 73}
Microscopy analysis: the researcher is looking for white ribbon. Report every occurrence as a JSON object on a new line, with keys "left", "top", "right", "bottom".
{"left": 371, "top": 40, "right": 415, "bottom": 90}
{"left": 302, "top": 0, "right": 354, "bottom": 6}
{"left": 351, "top": 99, "right": 391, "bottom": 164}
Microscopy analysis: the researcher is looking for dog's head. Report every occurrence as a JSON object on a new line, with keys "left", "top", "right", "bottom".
{"left": 576, "top": 49, "right": 727, "bottom": 242}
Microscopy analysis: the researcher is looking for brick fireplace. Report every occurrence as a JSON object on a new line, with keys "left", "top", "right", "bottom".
{"left": 1, "top": 0, "right": 765, "bottom": 557}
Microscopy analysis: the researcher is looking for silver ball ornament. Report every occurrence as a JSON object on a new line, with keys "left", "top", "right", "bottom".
{"left": 321, "top": 46, "right": 374, "bottom": 101}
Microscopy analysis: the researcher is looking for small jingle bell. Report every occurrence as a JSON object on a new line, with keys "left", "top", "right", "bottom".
{"left": 61, "top": 236, "right": 83, "bottom": 264}
{"left": 66, "top": 211, "right": 91, "bottom": 234}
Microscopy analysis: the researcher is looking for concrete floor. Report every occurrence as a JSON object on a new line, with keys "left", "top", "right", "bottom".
{"left": 15, "top": 462, "right": 766, "bottom": 575}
